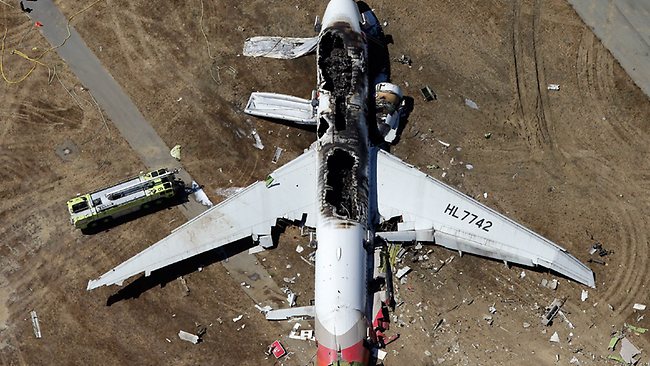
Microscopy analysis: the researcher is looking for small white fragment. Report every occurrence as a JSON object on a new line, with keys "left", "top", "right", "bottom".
{"left": 251, "top": 129, "right": 264, "bottom": 150}
{"left": 232, "top": 315, "right": 243, "bottom": 322}
{"left": 569, "top": 356, "right": 580, "bottom": 365}
{"left": 483, "top": 192, "right": 488, "bottom": 199}
{"left": 488, "top": 306, "right": 497, "bottom": 314}
{"left": 465, "top": 164, "right": 474, "bottom": 170}
{"left": 176, "top": 97, "right": 183, "bottom": 102}
{"left": 287, "top": 291, "right": 297, "bottom": 307}
{"left": 178, "top": 330, "right": 199, "bottom": 344}
{"left": 547, "top": 84, "right": 560, "bottom": 91}
{"left": 581, "top": 290, "right": 588, "bottom": 302}
{"left": 633, "top": 303, "right": 647, "bottom": 311}
{"left": 549, "top": 331, "right": 560, "bottom": 343}
{"left": 395, "top": 266, "right": 411, "bottom": 279}
{"left": 255, "top": 304, "right": 273, "bottom": 314}
{"left": 437, "top": 139, "right": 450, "bottom": 147}
{"left": 519, "top": 271, "right": 526, "bottom": 279}
{"left": 30, "top": 311, "right": 42, "bottom": 339}
{"left": 272, "top": 147, "right": 283, "bottom": 164}
{"left": 464, "top": 98, "right": 479, "bottom": 110}
{"left": 296, "top": 245, "right": 304, "bottom": 253}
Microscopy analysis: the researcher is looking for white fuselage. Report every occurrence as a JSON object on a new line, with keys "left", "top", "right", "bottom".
{"left": 312, "top": 1, "right": 373, "bottom": 364}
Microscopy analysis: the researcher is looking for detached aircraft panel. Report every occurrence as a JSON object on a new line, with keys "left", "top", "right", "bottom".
{"left": 245, "top": 92, "right": 317, "bottom": 125}
{"left": 243, "top": 36, "right": 319, "bottom": 59}
{"left": 87, "top": 148, "right": 319, "bottom": 290}
{"left": 376, "top": 150, "right": 595, "bottom": 287}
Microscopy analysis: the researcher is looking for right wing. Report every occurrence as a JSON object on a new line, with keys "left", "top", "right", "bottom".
{"left": 243, "top": 36, "right": 318, "bottom": 59}
{"left": 87, "top": 148, "right": 318, "bottom": 290}
{"left": 375, "top": 150, "right": 595, "bottom": 288}
{"left": 245, "top": 92, "right": 317, "bottom": 125}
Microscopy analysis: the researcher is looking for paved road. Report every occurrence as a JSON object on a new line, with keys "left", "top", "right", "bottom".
{"left": 569, "top": 0, "right": 650, "bottom": 98}
{"left": 27, "top": 0, "right": 290, "bottom": 325}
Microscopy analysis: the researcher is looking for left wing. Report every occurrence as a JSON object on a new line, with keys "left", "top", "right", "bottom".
{"left": 375, "top": 150, "right": 595, "bottom": 287}
{"left": 87, "top": 148, "right": 318, "bottom": 290}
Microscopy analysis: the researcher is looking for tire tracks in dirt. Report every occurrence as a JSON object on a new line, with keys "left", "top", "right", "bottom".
{"left": 510, "top": 0, "right": 552, "bottom": 151}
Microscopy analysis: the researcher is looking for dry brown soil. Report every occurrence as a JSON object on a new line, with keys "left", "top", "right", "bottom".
{"left": 1, "top": 0, "right": 649, "bottom": 365}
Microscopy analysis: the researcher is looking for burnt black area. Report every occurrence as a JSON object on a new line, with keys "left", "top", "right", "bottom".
{"left": 324, "top": 148, "right": 358, "bottom": 220}
{"left": 320, "top": 34, "right": 353, "bottom": 97}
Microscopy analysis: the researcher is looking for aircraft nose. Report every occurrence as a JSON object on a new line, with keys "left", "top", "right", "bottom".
{"left": 321, "top": 0, "right": 361, "bottom": 33}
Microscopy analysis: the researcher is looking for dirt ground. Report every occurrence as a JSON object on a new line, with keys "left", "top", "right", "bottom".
{"left": 1, "top": 0, "right": 649, "bottom": 365}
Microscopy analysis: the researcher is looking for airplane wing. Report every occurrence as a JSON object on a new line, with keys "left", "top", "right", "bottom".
{"left": 243, "top": 36, "right": 319, "bottom": 59}
{"left": 375, "top": 150, "right": 595, "bottom": 288}
{"left": 87, "top": 148, "right": 318, "bottom": 290}
{"left": 245, "top": 92, "right": 317, "bottom": 125}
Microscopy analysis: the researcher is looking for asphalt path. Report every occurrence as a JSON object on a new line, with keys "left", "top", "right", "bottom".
{"left": 26, "top": 0, "right": 292, "bottom": 331}
{"left": 569, "top": 0, "right": 650, "bottom": 98}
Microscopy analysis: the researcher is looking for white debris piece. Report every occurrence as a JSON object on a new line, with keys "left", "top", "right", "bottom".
{"left": 374, "top": 349, "right": 388, "bottom": 361}
{"left": 248, "top": 245, "right": 266, "bottom": 254}
{"left": 30, "top": 311, "right": 42, "bottom": 339}
{"left": 488, "top": 306, "right": 497, "bottom": 314}
{"left": 255, "top": 304, "right": 273, "bottom": 314}
{"left": 569, "top": 356, "right": 580, "bottom": 365}
{"left": 296, "top": 245, "right": 304, "bottom": 253}
{"left": 549, "top": 331, "right": 560, "bottom": 343}
{"left": 464, "top": 98, "right": 479, "bottom": 110}
{"left": 288, "top": 323, "right": 315, "bottom": 341}
{"left": 465, "top": 164, "right": 474, "bottom": 170}
{"left": 395, "top": 266, "right": 411, "bottom": 279}
{"left": 581, "top": 290, "right": 588, "bottom": 302}
{"left": 191, "top": 181, "right": 213, "bottom": 207}
{"left": 633, "top": 303, "right": 646, "bottom": 311}
{"left": 272, "top": 147, "right": 283, "bottom": 164}
{"left": 178, "top": 330, "right": 200, "bottom": 344}
{"left": 170, "top": 145, "right": 182, "bottom": 160}
{"left": 437, "top": 139, "right": 450, "bottom": 147}
{"left": 243, "top": 36, "right": 318, "bottom": 59}
{"left": 251, "top": 129, "right": 264, "bottom": 150}
{"left": 519, "top": 271, "right": 526, "bottom": 279}
{"left": 620, "top": 338, "right": 641, "bottom": 364}
{"left": 547, "top": 84, "right": 560, "bottom": 91}
{"left": 232, "top": 315, "right": 243, "bottom": 322}
{"left": 483, "top": 192, "right": 488, "bottom": 199}
{"left": 287, "top": 291, "right": 297, "bottom": 307}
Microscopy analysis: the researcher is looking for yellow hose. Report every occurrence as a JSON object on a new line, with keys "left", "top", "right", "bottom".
{"left": 1, "top": 0, "right": 104, "bottom": 85}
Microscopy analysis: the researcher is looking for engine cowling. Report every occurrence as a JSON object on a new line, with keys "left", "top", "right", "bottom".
{"left": 375, "top": 82, "right": 403, "bottom": 143}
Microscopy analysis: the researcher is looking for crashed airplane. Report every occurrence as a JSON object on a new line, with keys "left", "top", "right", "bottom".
{"left": 88, "top": 0, "right": 595, "bottom": 365}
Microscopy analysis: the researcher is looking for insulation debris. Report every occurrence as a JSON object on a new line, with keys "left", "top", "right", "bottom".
{"left": 232, "top": 315, "right": 243, "bottom": 322}
{"left": 549, "top": 331, "right": 560, "bottom": 343}
{"left": 581, "top": 290, "right": 588, "bottom": 302}
{"left": 191, "top": 181, "right": 213, "bottom": 207}
{"left": 178, "top": 330, "right": 200, "bottom": 344}
{"left": 30, "top": 310, "right": 42, "bottom": 339}
{"left": 244, "top": 36, "right": 318, "bottom": 59}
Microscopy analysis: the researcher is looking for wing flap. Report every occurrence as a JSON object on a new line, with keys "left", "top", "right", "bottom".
{"left": 243, "top": 36, "right": 318, "bottom": 59}
{"left": 245, "top": 92, "right": 316, "bottom": 125}
{"left": 87, "top": 149, "right": 318, "bottom": 290}
{"left": 376, "top": 150, "right": 595, "bottom": 287}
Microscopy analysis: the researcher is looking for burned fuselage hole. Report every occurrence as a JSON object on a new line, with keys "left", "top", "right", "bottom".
{"left": 319, "top": 31, "right": 353, "bottom": 133}
{"left": 324, "top": 148, "right": 359, "bottom": 221}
